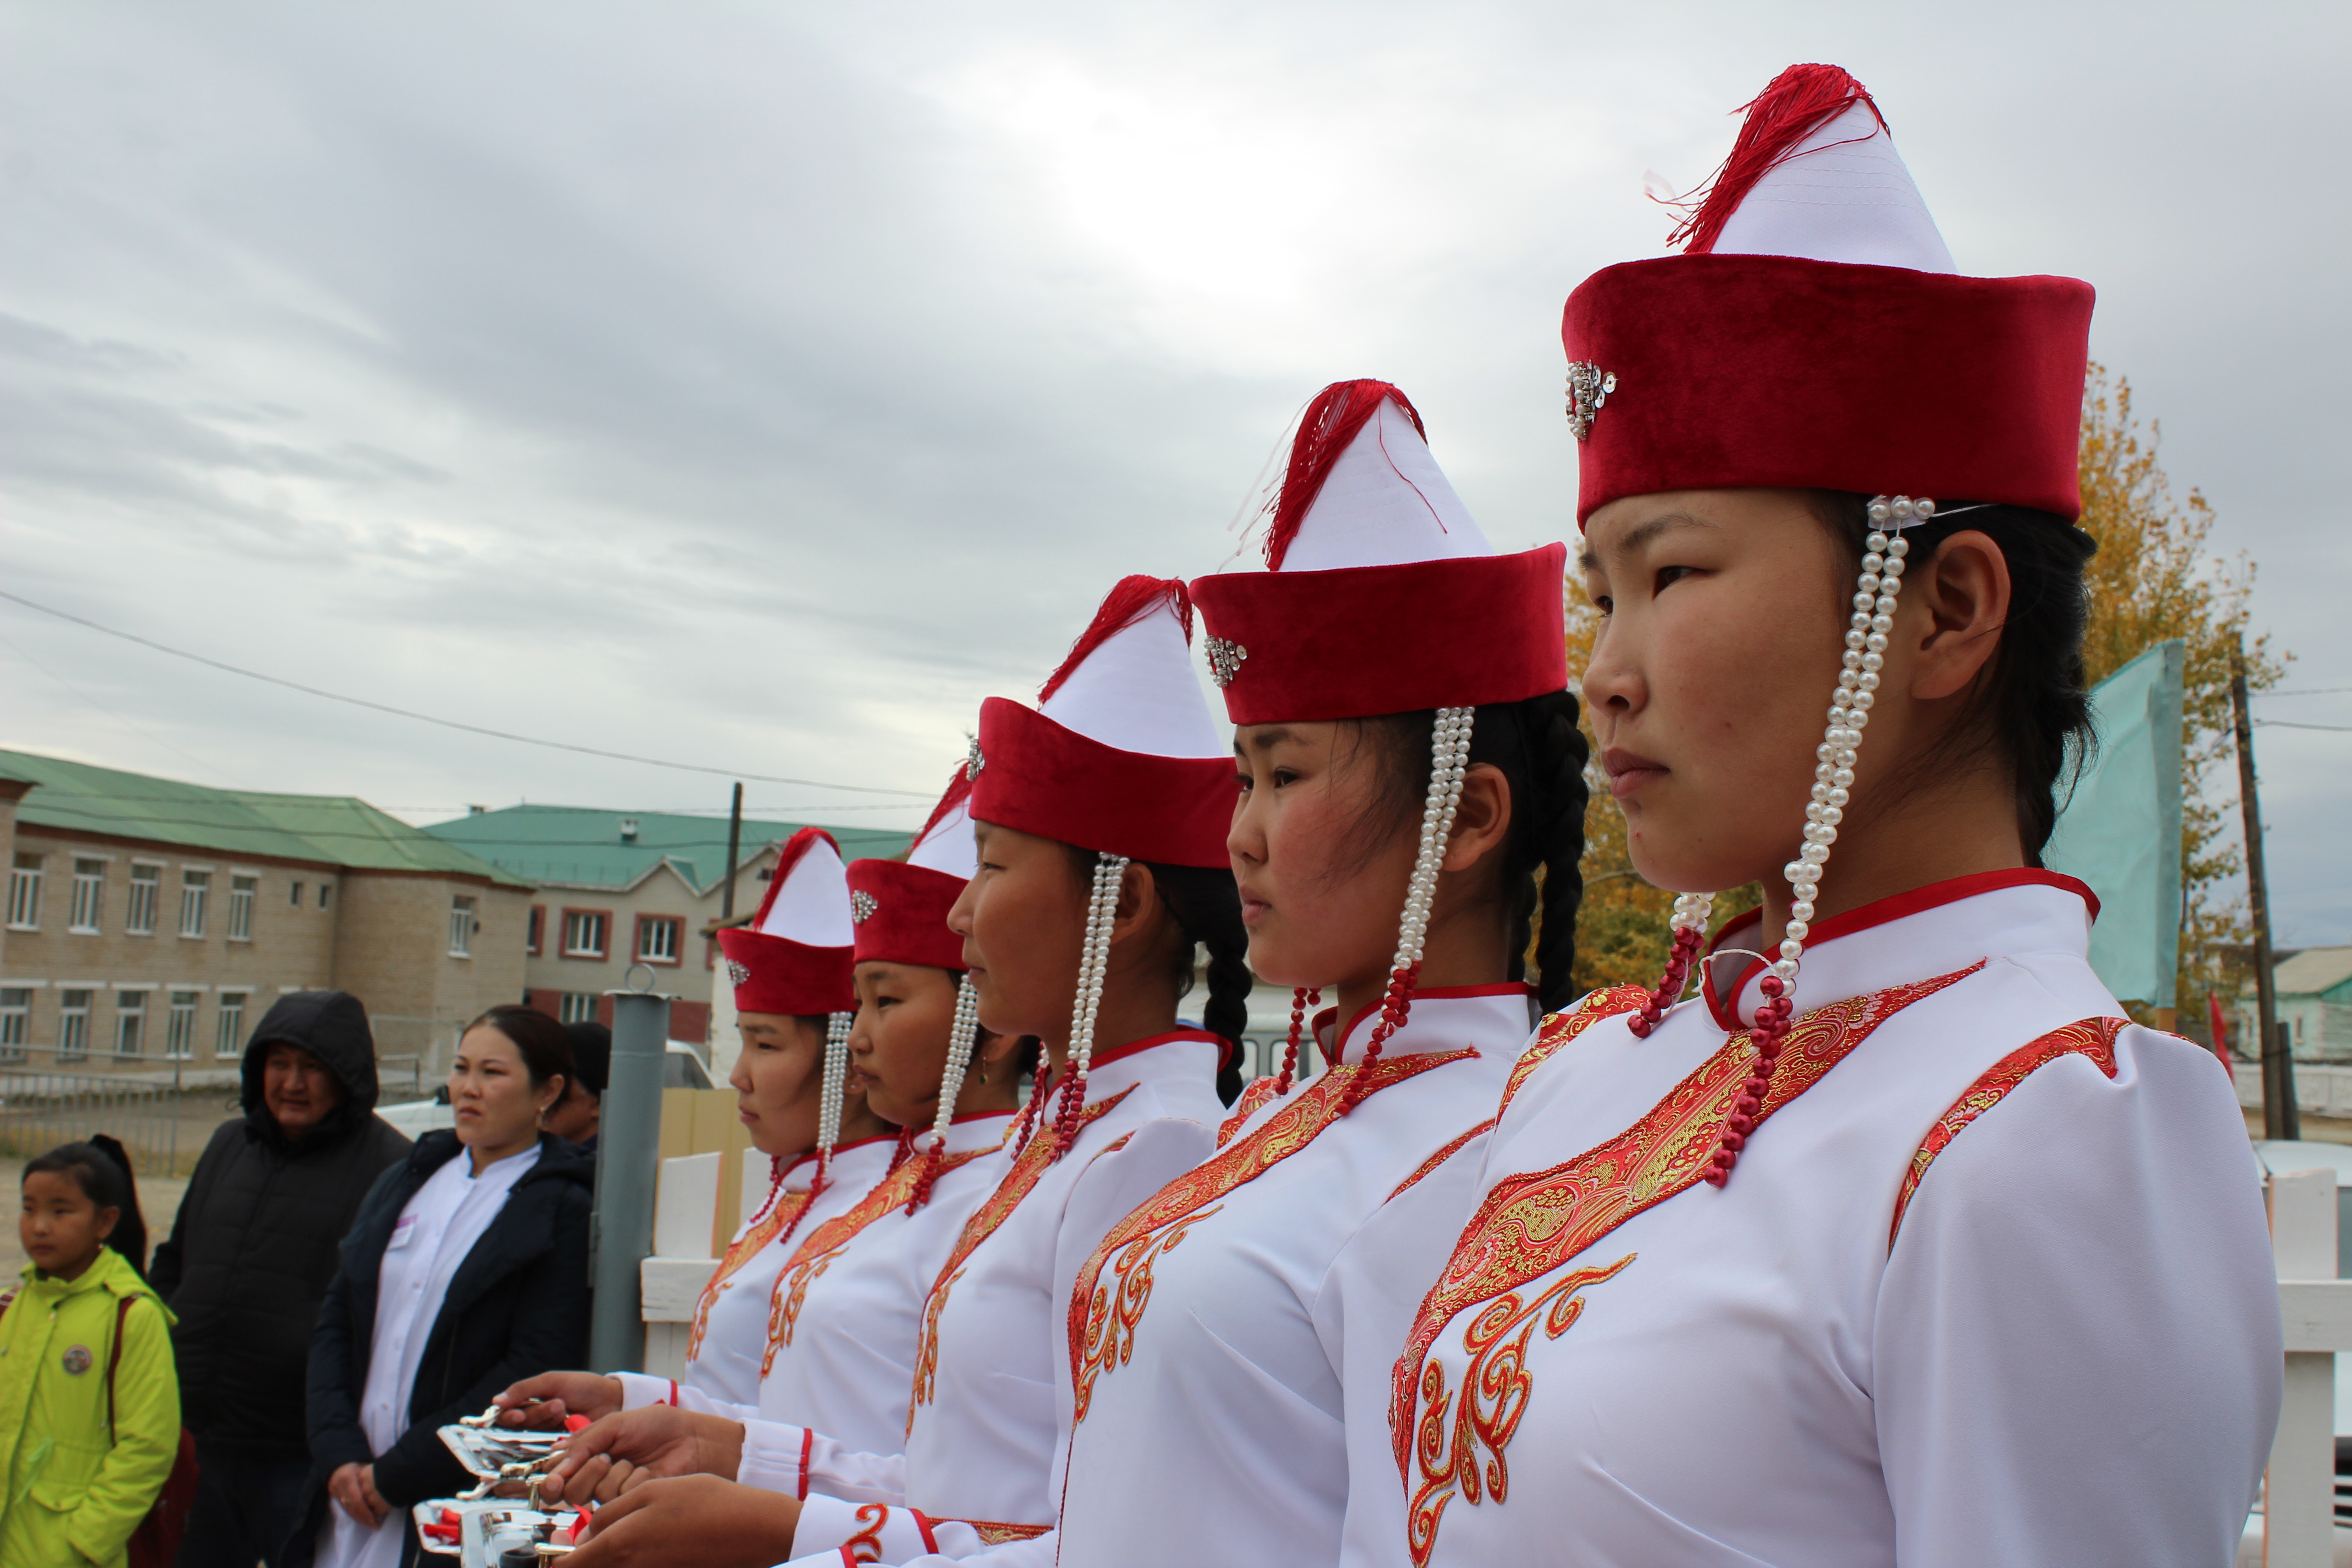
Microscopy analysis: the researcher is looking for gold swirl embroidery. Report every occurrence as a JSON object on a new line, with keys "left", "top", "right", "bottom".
{"left": 1067, "top": 1046, "right": 1474, "bottom": 1425}
{"left": 1392, "top": 963, "right": 1983, "bottom": 1567}
{"left": 1215, "top": 1076, "right": 1283, "bottom": 1147}
{"left": 907, "top": 1086, "right": 1135, "bottom": 1426}
{"left": 685, "top": 1182, "right": 812, "bottom": 1362}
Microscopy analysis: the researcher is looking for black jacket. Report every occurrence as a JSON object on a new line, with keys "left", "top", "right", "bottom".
{"left": 151, "top": 990, "right": 413, "bottom": 1456}
{"left": 293, "top": 1129, "right": 593, "bottom": 1566}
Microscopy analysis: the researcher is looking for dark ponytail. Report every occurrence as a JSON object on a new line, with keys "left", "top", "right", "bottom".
{"left": 1809, "top": 494, "right": 2096, "bottom": 860}
{"left": 25, "top": 1137, "right": 148, "bottom": 1278}
{"left": 1345, "top": 691, "right": 1594, "bottom": 1015}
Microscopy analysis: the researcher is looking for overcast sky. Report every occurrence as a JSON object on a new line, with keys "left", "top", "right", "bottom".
{"left": 5, "top": 1, "right": 2347, "bottom": 944}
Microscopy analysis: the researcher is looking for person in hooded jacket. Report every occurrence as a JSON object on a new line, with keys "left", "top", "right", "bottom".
{"left": 151, "top": 989, "right": 411, "bottom": 1568}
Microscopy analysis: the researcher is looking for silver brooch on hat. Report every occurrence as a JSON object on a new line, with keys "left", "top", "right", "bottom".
{"left": 965, "top": 735, "right": 985, "bottom": 778}
{"left": 725, "top": 959, "right": 751, "bottom": 986}
{"left": 1565, "top": 363, "right": 1617, "bottom": 443}
{"left": 850, "top": 891, "right": 877, "bottom": 924}
{"left": 1205, "top": 637, "right": 1249, "bottom": 688}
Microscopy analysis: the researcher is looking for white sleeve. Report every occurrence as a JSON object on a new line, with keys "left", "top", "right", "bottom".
{"left": 612, "top": 1370, "right": 755, "bottom": 1423}
{"left": 1873, "top": 1026, "right": 2280, "bottom": 1568}
{"left": 737, "top": 1420, "right": 907, "bottom": 1509}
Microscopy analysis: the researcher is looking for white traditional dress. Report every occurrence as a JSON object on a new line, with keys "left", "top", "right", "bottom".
{"left": 1393, "top": 872, "right": 2281, "bottom": 1568}
{"left": 621, "top": 1132, "right": 901, "bottom": 1413}
{"left": 743, "top": 1031, "right": 1225, "bottom": 1564}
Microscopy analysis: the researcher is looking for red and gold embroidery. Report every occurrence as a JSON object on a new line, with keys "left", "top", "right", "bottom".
{"left": 1216, "top": 1076, "right": 1284, "bottom": 1146}
{"left": 685, "top": 1176, "right": 812, "bottom": 1362}
{"left": 951, "top": 1519, "right": 1052, "bottom": 1544}
{"left": 842, "top": 1503, "right": 888, "bottom": 1563}
{"left": 1394, "top": 963, "right": 1980, "bottom": 1568}
{"left": 908, "top": 1086, "right": 1135, "bottom": 1424}
{"left": 1888, "top": 1015, "right": 2125, "bottom": 1248}
{"left": 1499, "top": 985, "right": 1652, "bottom": 1114}
{"left": 1068, "top": 1048, "right": 1472, "bottom": 1423}
{"left": 1388, "top": 1117, "right": 1494, "bottom": 1205}
{"left": 763, "top": 1144, "right": 998, "bottom": 1372}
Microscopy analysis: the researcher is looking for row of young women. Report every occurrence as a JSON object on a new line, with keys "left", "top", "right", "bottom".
{"left": 491, "top": 64, "right": 2279, "bottom": 1568}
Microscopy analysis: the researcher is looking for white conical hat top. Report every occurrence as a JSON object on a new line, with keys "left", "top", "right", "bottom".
{"left": 906, "top": 799, "right": 977, "bottom": 879}
{"left": 1707, "top": 98, "right": 1955, "bottom": 274}
{"left": 1036, "top": 578, "right": 1225, "bottom": 761}
{"left": 1278, "top": 395, "right": 1493, "bottom": 572}
{"left": 755, "top": 830, "right": 853, "bottom": 946}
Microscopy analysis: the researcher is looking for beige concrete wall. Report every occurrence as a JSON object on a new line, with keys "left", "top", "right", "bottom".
{"left": 2, "top": 828, "right": 341, "bottom": 1071}
{"left": 330, "top": 873, "right": 531, "bottom": 1074}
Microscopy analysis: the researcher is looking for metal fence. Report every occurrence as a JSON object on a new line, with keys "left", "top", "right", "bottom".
{"left": 0, "top": 1068, "right": 239, "bottom": 1176}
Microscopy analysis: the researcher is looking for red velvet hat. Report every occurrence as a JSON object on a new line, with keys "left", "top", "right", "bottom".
{"left": 1190, "top": 379, "right": 1568, "bottom": 725}
{"left": 847, "top": 766, "right": 978, "bottom": 973}
{"left": 1563, "top": 64, "right": 2093, "bottom": 524}
{"left": 968, "top": 576, "right": 1233, "bottom": 869}
{"left": 717, "top": 827, "right": 855, "bottom": 1016}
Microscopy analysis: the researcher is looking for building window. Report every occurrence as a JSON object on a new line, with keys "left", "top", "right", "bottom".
{"left": 562, "top": 911, "right": 609, "bottom": 959}
{"left": 228, "top": 875, "right": 257, "bottom": 941}
{"left": 7, "top": 854, "right": 41, "bottom": 931}
{"left": 114, "top": 990, "right": 149, "bottom": 1057}
{"left": 637, "top": 915, "right": 683, "bottom": 965}
{"left": 57, "top": 990, "right": 91, "bottom": 1061}
{"left": 180, "top": 870, "right": 211, "bottom": 938}
{"left": 69, "top": 859, "right": 106, "bottom": 933}
{"left": 527, "top": 905, "right": 545, "bottom": 956}
{"left": 559, "top": 992, "right": 600, "bottom": 1024}
{"left": 127, "top": 863, "right": 161, "bottom": 935}
{"left": 449, "top": 895, "right": 477, "bottom": 958}
{"left": 290, "top": 879, "right": 305, "bottom": 907}
{"left": 0, "top": 990, "right": 27, "bottom": 1063}
{"left": 319, "top": 883, "right": 332, "bottom": 910}
{"left": 166, "top": 990, "right": 200, "bottom": 1059}
{"left": 216, "top": 992, "right": 248, "bottom": 1057}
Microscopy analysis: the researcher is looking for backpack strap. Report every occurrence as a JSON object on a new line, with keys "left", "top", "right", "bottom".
{"left": 106, "top": 1292, "right": 135, "bottom": 1445}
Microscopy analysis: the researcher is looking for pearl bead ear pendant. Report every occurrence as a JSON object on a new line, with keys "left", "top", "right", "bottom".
{"left": 907, "top": 971, "right": 985, "bottom": 1212}
{"left": 1039, "top": 853, "right": 1129, "bottom": 1161}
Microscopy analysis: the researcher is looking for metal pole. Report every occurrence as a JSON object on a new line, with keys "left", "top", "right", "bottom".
{"left": 2232, "top": 641, "right": 2291, "bottom": 1140}
{"left": 720, "top": 783, "right": 744, "bottom": 924}
{"left": 588, "top": 986, "right": 668, "bottom": 1373}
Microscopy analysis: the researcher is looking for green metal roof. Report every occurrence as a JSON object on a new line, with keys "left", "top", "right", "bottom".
{"left": 420, "top": 804, "right": 912, "bottom": 894}
{"left": 0, "top": 749, "right": 532, "bottom": 887}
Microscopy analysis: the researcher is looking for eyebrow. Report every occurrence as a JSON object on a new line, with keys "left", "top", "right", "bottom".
{"left": 1235, "top": 726, "right": 1302, "bottom": 757}
{"left": 1579, "top": 511, "right": 1719, "bottom": 572}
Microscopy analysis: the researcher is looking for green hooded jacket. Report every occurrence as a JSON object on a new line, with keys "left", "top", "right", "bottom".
{"left": 0, "top": 1247, "right": 179, "bottom": 1568}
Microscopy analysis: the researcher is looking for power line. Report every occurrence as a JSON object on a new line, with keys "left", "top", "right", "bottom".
{"left": 0, "top": 588, "right": 933, "bottom": 798}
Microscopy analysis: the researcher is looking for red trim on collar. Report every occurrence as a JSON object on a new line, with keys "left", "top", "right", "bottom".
{"left": 1330, "top": 982, "right": 1533, "bottom": 1063}
{"left": 1037, "top": 1027, "right": 1222, "bottom": 1099}
{"left": 1703, "top": 868, "right": 2097, "bottom": 1028}
{"left": 830, "top": 1130, "right": 905, "bottom": 1156}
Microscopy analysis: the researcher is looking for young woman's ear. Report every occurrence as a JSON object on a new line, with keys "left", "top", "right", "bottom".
{"left": 1107, "top": 861, "right": 1163, "bottom": 944}
{"left": 1905, "top": 529, "right": 2012, "bottom": 702}
{"left": 1440, "top": 762, "right": 1515, "bottom": 874}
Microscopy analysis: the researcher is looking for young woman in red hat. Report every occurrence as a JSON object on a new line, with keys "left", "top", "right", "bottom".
{"left": 550, "top": 578, "right": 1252, "bottom": 1566}
{"left": 1394, "top": 65, "right": 2280, "bottom": 1568}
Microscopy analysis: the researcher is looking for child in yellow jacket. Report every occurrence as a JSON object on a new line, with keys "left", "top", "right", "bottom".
{"left": 1, "top": 1141, "right": 178, "bottom": 1568}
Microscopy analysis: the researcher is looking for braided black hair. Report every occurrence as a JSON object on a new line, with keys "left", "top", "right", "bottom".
{"left": 1058, "top": 847, "right": 1253, "bottom": 1105}
{"left": 1808, "top": 494, "right": 2096, "bottom": 861}
{"left": 1343, "top": 691, "right": 1594, "bottom": 1014}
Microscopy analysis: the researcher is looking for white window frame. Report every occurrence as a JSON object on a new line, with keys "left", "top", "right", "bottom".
{"left": 449, "top": 894, "right": 477, "bottom": 958}
{"left": 179, "top": 870, "right": 211, "bottom": 938}
{"left": 558, "top": 992, "right": 600, "bottom": 1024}
{"left": 165, "top": 990, "right": 200, "bottom": 1059}
{"left": 0, "top": 989, "right": 27, "bottom": 1062}
{"left": 215, "top": 991, "right": 249, "bottom": 1057}
{"left": 69, "top": 858, "right": 106, "bottom": 933}
{"left": 227, "top": 874, "right": 257, "bottom": 942}
{"left": 7, "top": 854, "right": 42, "bottom": 931}
{"left": 56, "top": 990, "right": 92, "bottom": 1061}
{"left": 562, "top": 911, "right": 609, "bottom": 960}
{"left": 113, "top": 989, "right": 149, "bottom": 1057}
{"left": 126, "top": 862, "right": 162, "bottom": 936}
{"left": 637, "top": 915, "right": 682, "bottom": 965}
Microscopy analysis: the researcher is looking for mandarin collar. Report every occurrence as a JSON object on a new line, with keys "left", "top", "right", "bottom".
{"left": 941, "top": 1107, "right": 1015, "bottom": 1155}
{"left": 1315, "top": 983, "right": 1532, "bottom": 1067}
{"left": 1699, "top": 869, "right": 2097, "bottom": 1031}
{"left": 1039, "top": 1027, "right": 1223, "bottom": 1102}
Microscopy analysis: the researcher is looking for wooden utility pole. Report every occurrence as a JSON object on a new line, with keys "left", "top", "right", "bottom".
{"left": 720, "top": 781, "right": 745, "bottom": 923}
{"left": 2232, "top": 637, "right": 2294, "bottom": 1140}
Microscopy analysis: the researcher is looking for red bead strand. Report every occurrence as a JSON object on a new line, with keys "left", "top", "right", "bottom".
{"left": 1275, "top": 987, "right": 1319, "bottom": 1094}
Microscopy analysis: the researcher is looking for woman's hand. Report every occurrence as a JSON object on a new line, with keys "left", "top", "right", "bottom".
{"left": 494, "top": 1370, "right": 627, "bottom": 1429}
{"left": 568, "top": 1475, "right": 799, "bottom": 1568}
{"left": 328, "top": 1461, "right": 390, "bottom": 1528}
{"left": 536, "top": 1405, "right": 746, "bottom": 1508}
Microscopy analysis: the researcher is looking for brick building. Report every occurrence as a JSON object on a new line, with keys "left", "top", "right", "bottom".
{"left": 421, "top": 805, "right": 911, "bottom": 1045}
{"left": 0, "top": 750, "right": 532, "bottom": 1078}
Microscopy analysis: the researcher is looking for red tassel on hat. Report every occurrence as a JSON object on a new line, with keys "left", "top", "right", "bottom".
{"left": 1035, "top": 576, "right": 1195, "bottom": 703}
{"left": 1667, "top": 63, "right": 1888, "bottom": 256}
{"left": 1262, "top": 380, "right": 1427, "bottom": 570}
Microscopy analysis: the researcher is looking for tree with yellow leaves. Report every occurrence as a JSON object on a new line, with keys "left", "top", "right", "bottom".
{"left": 1565, "top": 363, "right": 2284, "bottom": 1007}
